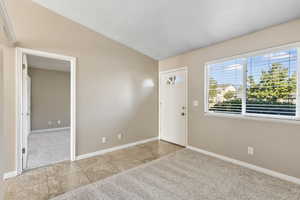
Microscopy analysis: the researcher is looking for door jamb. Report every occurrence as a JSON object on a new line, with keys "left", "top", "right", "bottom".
{"left": 15, "top": 47, "right": 77, "bottom": 174}
{"left": 158, "top": 67, "right": 188, "bottom": 147}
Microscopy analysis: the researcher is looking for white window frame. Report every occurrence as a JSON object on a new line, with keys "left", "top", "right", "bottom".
{"left": 204, "top": 42, "right": 300, "bottom": 121}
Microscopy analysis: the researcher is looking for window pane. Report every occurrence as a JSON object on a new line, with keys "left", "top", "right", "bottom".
{"left": 246, "top": 49, "right": 297, "bottom": 117}
{"left": 208, "top": 58, "right": 244, "bottom": 114}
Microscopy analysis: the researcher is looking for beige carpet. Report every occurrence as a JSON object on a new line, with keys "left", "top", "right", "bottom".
{"left": 27, "top": 130, "right": 70, "bottom": 169}
{"left": 52, "top": 149, "right": 300, "bottom": 200}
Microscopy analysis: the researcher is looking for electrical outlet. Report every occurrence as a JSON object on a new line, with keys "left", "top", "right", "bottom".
{"left": 248, "top": 147, "right": 254, "bottom": 155}
{"left": 48, "top": 121, "right": 52, "bottom": 126}
{"left": 57, "top": 120, "right": 61, "bottom": 125}
{"left": 117, "top": 134, "right": 122, "bottom": 140}
{"left": 102, "top": 137, "right": 107, "bottom": 143}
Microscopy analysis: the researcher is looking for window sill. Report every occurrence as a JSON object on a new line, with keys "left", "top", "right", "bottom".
{"left": 204, "top": 112, "right": 300, "bottom": 125}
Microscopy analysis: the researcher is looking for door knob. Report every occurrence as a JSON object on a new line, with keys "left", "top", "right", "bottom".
{"left": 181, "top": 112, "right": 185, "bottom": 116}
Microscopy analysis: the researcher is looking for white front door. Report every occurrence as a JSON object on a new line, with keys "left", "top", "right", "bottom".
{"left": 22, "top": 54, "right": 29, "bottom": 169}
{"left": 160, "top": 68, "right": 187, "bottom": 146}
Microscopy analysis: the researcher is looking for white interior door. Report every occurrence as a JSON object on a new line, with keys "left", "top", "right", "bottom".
{"left": 160, "top": 68, "right": 187, "bottom": 146}
{"left": 22, "top": 54, "right": 29, "bottom": 169}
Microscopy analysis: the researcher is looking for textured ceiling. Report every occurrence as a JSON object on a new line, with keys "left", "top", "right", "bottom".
{"left": 32, "top": 0, "right": 300, "bottom": 60}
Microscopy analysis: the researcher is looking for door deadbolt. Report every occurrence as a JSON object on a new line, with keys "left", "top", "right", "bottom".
{"left": 181, "top": 112, "right": 185, "bottom": 116}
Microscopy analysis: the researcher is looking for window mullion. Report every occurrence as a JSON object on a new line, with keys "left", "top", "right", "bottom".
{"left": 242, "top": 58, "right": 247, "bottom": 115}
{"left": 205, "top": 64, "right": 209, "bottom": 113}
{"left": 296, "top": 48, "right": 300, "bottom": 120}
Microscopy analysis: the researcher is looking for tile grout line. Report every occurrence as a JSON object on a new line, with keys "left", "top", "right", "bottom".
{"left": 4, "top": 141, "right": 183, "bottom": 199}
{"left": 56, "top": 148, "right": 187, "bottom": 198}
{"left": 52, "top": 144, "right": 182, "bottom": 198}
{"left": 74, "top": 161, "right": 93, "bottom": 184}
{"left": 46, "top": 168, "right": 50, "bottom": 199}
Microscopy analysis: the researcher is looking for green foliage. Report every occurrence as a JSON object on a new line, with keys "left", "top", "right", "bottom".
{"left": 247, "top": 63, "right": 296, "bottom": 102}
{"left": 209, "top": 62, "right": 296, "bottom": 116}
{"left": 224, "top": 90, "right": 235, "bottom": 100}
{"left": 209, "top": 78, "right": 217, "bottom": 101}
{"left": 209, "top": 99, "right": 242, "bottom": 114}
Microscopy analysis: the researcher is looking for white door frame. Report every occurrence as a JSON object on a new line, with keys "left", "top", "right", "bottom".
{"left": 27, "top": 75, "right": 31, "bottom": 133}
{"left": 159, "top": 67, "right": 188, "bottom": 147}
{"left": 21, "top": 53, "right": 29, "bottom": 169}
{"left": 15, "top": 47, "right": 77, "bottom": 174}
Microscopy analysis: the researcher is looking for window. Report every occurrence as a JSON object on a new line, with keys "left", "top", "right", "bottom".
{"left": 206, "top": 45, "right": 299, "bottom": 120}
{"left": 207, "top": 58, "right": 244, "bottom": 114}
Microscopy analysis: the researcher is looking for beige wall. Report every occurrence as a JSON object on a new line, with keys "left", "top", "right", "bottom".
{"left": 1, "top": 44, "right": 14, "bottom": 182}
{"left": 29, "top": 68, "right": 71, "bottom": 130}
{"left": 160, "top": 19, "right": 300, "bottom": 179}
{"left": 3, "top": 0, "right": 158, "bottom": 172}
{"left": 0, "top": 47, "right": 5, "bottom": 197}
{"left": 0, "top": 46, "right": 6, "bottom": 196}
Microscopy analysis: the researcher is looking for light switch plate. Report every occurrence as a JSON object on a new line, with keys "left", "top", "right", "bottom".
{"left": 118, "top": 134, "right": 122, "bottom": 140}
{"left": 193, "top": 100, "right": 199, "bottom": 107}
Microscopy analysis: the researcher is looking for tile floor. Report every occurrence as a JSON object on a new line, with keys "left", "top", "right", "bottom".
{"left": 27, "top": 130, "right": 70, "bottom": 169}
{"left": 3, "top": 140, "right": 183, "bottom": 200}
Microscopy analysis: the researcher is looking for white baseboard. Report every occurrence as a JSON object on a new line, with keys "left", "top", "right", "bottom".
{"left": 30, "top": 127, "right": 70, "bottom": 134}
{"left": 187, "top": 146, "right": 300, "bottom": 185}
{"left": 76, "top": 137, "right": 158, "bottom": 160}
{"left": 3, "top": 171, "right": 18, "bottom": 180}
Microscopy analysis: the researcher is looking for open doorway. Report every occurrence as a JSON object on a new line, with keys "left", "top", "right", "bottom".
{"left": 16, "top": 48, "right": 76, "bottom": 173}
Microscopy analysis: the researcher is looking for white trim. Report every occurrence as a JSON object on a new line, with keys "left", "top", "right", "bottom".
{"left": 15, "top": 47, "right": 22, "bottom": 175}
{"left": 3, "top": 171, "right": 18, "bottom": 180}
{"left": 296, "top": 47, "right": 300, "bottom": 120}
{"left": 70, "top": 56, "right": 76, "bottom": 162}
{"left": 15, "top": 48, "right": 77, "bottom": 175}
{"left": 159, "top": 66, "right": 187, "bottom": 74}
{"left": 204, "top": 42, "right": 300, "bottom": 121}
{"left": 205, "top": 111, "right": 300, "bottom": 122}
{"left": 187, "top": 146, "right": 300, "bottom": 185}
{"left": 30, "top": 127, "right": 70, "bottom": 134}
{"left": 205, "top": 41, "right": 300, "bottom": 66}
{"left": 185, "top": 68, "right": 188, "bottom": 147}
{"left": 159, "top": 67, "right": 188, "bottom": 147}
{"left": 158, "top": 73, "right": 161, "bottom": 141}
{"left": 241, "top": 59, "right": 247, "bottom": 115}
{"left": 76, "top": 137, "right": 158, "bottom": 160}
{"left": 204, "top": 112, "right": 300, "bottom": 125}
{"left": 17, "top": 48, "right": 76, "bottom": 61}
{"left": 204, "top": 64, "right": 208, "bottom": 113}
